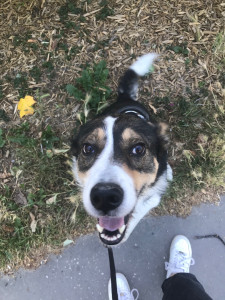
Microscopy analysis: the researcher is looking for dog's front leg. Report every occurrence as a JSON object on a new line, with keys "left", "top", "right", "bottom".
{"left": 123, "top": 194, "right": 161, "bottom": 242}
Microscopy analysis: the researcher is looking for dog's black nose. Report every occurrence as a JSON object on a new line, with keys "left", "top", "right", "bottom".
{"left": 90, "top": 183, "right": 123, "bottom": 213}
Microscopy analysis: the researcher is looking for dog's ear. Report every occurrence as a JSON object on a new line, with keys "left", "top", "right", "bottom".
{"left": 157, "top": 122, "right": 169, "bottom": 148}
{"left": 71, "top": 137, "right": 79, "bottom": 157}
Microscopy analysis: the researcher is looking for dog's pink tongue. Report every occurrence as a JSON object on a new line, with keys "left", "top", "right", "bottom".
{"left": 99, "top": 217, "right": 124, "bottom": 232}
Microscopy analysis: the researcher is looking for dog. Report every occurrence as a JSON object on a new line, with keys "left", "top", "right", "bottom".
{"left": 71, "top": 53, "right": 172, "bottom": 246}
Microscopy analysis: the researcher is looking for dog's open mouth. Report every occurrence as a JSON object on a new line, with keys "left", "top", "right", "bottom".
{"left": 96, "top": 215, "right": 129, "bottom": 245}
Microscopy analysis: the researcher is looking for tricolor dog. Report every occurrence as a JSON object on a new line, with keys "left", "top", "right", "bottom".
{"left": 71, "top": 53, "right": 172, "bottom": 246}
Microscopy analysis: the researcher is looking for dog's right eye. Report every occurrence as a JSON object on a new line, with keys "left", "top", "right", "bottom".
{"left": 82, "top": 143, "right": 95, "bottom": 156}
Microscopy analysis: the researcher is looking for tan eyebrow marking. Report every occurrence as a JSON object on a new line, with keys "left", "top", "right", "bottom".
{"left": 122, "top": 158, "right": 159, "bottom": 192}
{"left": 122, "top": 128, "right": 142, "bottom": 141}
{"left": 96, "top": 128, "right": 105, "bottom": 141}
{"left": 84, "top": 128, "right": 106, "bottom": 144}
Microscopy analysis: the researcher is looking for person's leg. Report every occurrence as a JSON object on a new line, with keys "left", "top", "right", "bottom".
{"left": 162, "top": 235, "right": 213, "bottom": 300}
{"left": 162, "top": 273, "right": 213, "bottom": 300}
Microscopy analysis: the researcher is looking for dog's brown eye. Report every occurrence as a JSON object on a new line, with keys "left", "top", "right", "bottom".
{"left": 130, "top": 143, "right": 146, "bottom": 156}
{"left": 82, "top": 143, "right": 95, "bottom": 155}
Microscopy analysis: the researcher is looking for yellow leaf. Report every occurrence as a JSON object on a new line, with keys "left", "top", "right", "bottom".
{"left": 18, "top": 95, "right": 36, "bottom": 118}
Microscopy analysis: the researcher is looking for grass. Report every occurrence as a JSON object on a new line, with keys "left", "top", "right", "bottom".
{"left": 0, "top": 0, "right": 224, "bottom": 274}
{"left": 0, "top": 129, "right": 5, "bottom": 148}
{"left": 96, "top": 0, "right": 114, "bottom": 20}
{"left": 214, "top": 31, "right": 225, "bottom": 55}
{"left": 66, "top": 60, "right": 111, "bottom": 123}
{"left": 151, "top": 91, "right": 225, "bottom": 215}
{"left": 0, "top": 118, "right": 95, "bottom": 271}
{"left": 166, "top": 43, "right": 189, "bottom": 56}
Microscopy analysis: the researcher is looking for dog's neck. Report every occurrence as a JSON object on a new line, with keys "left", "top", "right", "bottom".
{"left": 116, "top": 105, "right": 150, "bottom": 121}
{"left": 122, "top": 109, "right": 147, "bottom": 120}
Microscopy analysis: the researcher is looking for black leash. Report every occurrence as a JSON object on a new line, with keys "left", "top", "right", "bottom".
{"left": 108, "top": 247, "right": 118, "bottom": 300}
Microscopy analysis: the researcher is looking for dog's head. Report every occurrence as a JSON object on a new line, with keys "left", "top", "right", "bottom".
{"left": 71, "top": 53, "right": 170, "bottom": 246}
{"left": 71, "top": 113, "right": 168, "bottom": 245}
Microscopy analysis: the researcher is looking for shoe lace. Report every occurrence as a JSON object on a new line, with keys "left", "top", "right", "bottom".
{"left": 131, "top": 288, "right": 139, "bottom": 300}
{"left": 119, "top": 288, "right": 139, "bottom": 300}
{"left": 165, "top": 251, "right": 195, "bottom": 274}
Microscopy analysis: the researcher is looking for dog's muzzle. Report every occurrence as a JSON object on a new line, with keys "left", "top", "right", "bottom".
{"left": 90, "top": 183, "right": 123, "bottom": 214}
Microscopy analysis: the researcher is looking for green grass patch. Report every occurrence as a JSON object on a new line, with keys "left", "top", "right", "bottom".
{"left": 0, "top": 129, "right": 6, "bottom": 148}
{"left": 0, "top": 109, "right": 10, "bottom": 122}
{"left": 66, "top": 60, "right": 111, "bottom": 123}
{"left": 13, "top": 73, "right": 30, "bottom": 98}
{"left": 13, "top": 32, "right": 38, "bottom": 52}
{"left": 96, "top": 0, "right": 114, "bottom": 20}
{"left": 0, "top": 81, "right": 4, "bottom": 100}
{"left": 56, "top": 42, "right": 81, "bottom": 61}
{"left": 58, "top": 1, "right": 84, "bottom": 29}
{"left": 166, "top": 43, "right": 189, "bottom": 56}
{"left": 29, "top": 66, "right": 42, "bottom": 83}
{"left": 0, "top": 120, "right": 95, "bottom": 271}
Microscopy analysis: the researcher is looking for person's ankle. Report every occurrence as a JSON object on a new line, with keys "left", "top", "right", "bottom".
{"left": 169, "top": 273, "right": 177, "bottom": 277}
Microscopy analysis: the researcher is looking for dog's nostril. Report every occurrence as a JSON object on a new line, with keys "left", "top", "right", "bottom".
{"left": 90, "top": 183, "right": 123, "bottom": 213}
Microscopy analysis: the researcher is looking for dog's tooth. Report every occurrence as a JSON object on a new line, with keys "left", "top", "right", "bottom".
{"left": 96, "top": 224, "right": 104, "bottom": 233}
{"left": 117, "top": 234, "right": 121, "bottom": 239}
{"left": 101, "top": 233, "right": 110, "bottom": 241}
{"left": 119, "top": 225, "right": 126, "bottom": 234}
{"left": 111, "top": 236, "right": 117, "bottom": 241}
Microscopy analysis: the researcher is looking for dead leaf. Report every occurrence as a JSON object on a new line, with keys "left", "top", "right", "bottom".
{"left": 13, "top": 189, "right": 27, "bottom": 206}
{"left": 52, "top": 148, "right": 69, "bottom": 155}
{"left": 63, "top": 239, "right": 74, "bottom": 247}
{"left": 30, "top": 212, "right": 37, "bottom": 233}
{"left": 149, "top": 103, "right": 157, "bottom": 114}
{"left": 46, "top": 194, "right": 57, "bottom": 205}
{"left": 15, "top": 169, "right": 23, "bottom": 183}
{"left": 66, "top": 194, "right": 80, "bottom": 204}
{"left": 46, "top": 149, "right": 53, "bottom": 158}
{"left": 201, "top": 189, "right": 207, "bottom": 194}
{"left": 2, "top": 225, "right": 14, "bottom": 233}
{"left": 27, "top": 39, "right": 38, "bottom": 43}
{"left": 196, "top": 134, "right": 208, "bottom": 145}
{"left": 0, "top": 172, "right": 11, "bottom": 179}
{"left": 17, "top": 95, "right": 36, "bottom": 118}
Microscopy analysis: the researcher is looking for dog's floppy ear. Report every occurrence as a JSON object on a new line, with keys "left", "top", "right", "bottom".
{"left": 157, "top": 122, "right": 169, "bottom": 147}
{"left": 71, "top": 137, "right": 79, "bottom": 157}
{"left": 158, "top": 122, "right": 169, "bottom": 143}
{"left": 154, "top": 122, "right": 169, "bottom": 174}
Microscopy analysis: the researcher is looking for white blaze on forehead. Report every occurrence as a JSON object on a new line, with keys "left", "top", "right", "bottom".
{"left": 96, "top": 116, "right": 116, "bottom": 169}
{"left": 87, "top": 116, "right": 116, "bottom": 180}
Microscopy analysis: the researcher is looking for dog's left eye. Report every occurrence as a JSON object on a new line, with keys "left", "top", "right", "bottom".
{"left": 82, "top": 143, "right": 95, "bottom": 155}
{"left": 130, "top": 143, "right": 146, "bottom": 156}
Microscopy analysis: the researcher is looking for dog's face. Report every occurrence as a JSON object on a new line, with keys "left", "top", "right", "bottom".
{"left": 71, "top": 113, "right": 168, "bottom": 245}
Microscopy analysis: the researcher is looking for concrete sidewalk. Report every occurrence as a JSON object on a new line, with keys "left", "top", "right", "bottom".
{"left": 0, "top": 195, "right": 225, "bottom": 300}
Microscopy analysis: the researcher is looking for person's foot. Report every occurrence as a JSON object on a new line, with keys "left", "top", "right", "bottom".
{"left": 165, "top": 235, "right": 195, "bottom": 278}
{"left": 108, "top": 273, "right": 139, "bottom": 300}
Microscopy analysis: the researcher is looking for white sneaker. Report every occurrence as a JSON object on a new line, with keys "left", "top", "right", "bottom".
{"left": 165, "top": 235, "right": 195, "bottom": 279}
{"left": 108, "top": 273, "right": 139, "bottom": 300}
